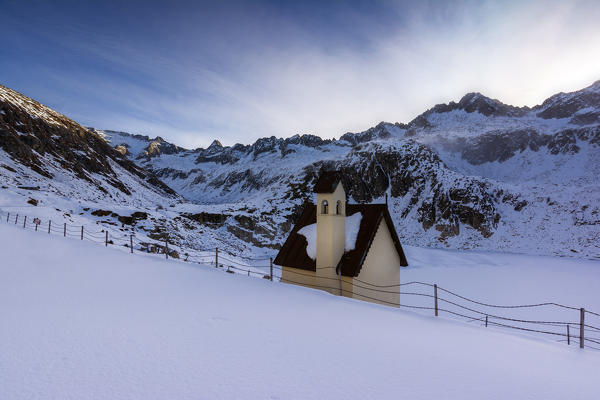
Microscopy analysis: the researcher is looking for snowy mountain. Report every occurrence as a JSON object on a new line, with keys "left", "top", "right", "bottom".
{"left": 1, "top": 81, "right": 599, "bottom": 259}
{"left": 96, "top": 82, "right": 600, "bottom": 259}
{"left": 0, "top": 84, "right": 268, "bottom": 257}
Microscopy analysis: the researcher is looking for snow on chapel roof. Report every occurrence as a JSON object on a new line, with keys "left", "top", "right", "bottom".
{"left": 274, "top": 203, "right": 408, "bottom": 276}
{"left": 297, "top": 212, "right": 363, "bottom": 260}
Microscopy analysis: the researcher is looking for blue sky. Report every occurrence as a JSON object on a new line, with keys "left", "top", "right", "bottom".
{"left": 1, "top": 0, "right": 600, "bottom": 148}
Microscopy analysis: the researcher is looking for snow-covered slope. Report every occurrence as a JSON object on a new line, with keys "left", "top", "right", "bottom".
{"left": 2, "top": 222, "right": 599, "bottom": 399}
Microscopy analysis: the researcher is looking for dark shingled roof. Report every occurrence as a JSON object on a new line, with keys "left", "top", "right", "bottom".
{"left": 313, "top": 170, "right": 345, "bottom": 193}
{"left": 273, "top": 204, "right": 317, "bottom": 271}
{"left": 273, "top": 203, "right": 408, "bottom": 276}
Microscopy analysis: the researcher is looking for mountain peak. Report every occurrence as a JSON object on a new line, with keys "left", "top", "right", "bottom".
{"left": 577, "top": 79, "right": 600, "bottom": 93}
{"left": 535, "top": 79, "right": 600, "bottom": 120}
{"left": 458, "top": 92, "right": 492, "bottom": 105}
{"left": 455, "top": 92, "right": 524, "bottom": 117}
{"left": 409, "top": 91, "right": 528, "bottom": 127}
{"left": 209, "top": 140, "right": 223, "bottom": 148}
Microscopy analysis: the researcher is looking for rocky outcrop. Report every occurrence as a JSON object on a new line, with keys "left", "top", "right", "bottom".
{"left": 266, "top": 140, "right": 503, "bottom": 241}
{"left": 535, "top": 80, "right": 600, "bottom": 120}
{"left": 459, "top": 129, "right": 547, "bottom": 164}
{"left": 207, "top": 169, "right": 280, "bottom": 193}
{"left": 191, "top": 134, "right": 333, "bottom": 165}
{"left": 117, "top": 211, "right": 148, "bottom": 225}
{"left": 338, "top": 142, "right": 501, "bottom": 239}
{"left": 141, "top": 136, "right": 185, "bottom": 158}
{"left": 0, "top": 85, "right": 176, "bottom": 198}
{"left": 409, "top": 93, "right": 529, "bottom": 127}
{"left": 433, "top": 126, "right": 600, "bottom": 165}
{"left": 454, "top": 93, "right": 529, "bottom": 117}
{"left": 340, "top": 122, "right": 404, "bottom": 145}
{"left": 182, "top": 212, "right": 229, "bottom": 226}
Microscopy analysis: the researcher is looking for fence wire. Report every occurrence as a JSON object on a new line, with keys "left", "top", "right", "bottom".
{"left": 1, "top": 208, "right": 598, "bottom": 350}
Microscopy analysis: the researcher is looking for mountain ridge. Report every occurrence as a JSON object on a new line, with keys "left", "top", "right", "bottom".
{"left": 1, "top": 81, "right": 599, "bottom": 259}
{"left": 95, "top": 79, "right": 600, "bottom": 155}
{"left": 94, "top": 80, "right": 599, "bottom": 257}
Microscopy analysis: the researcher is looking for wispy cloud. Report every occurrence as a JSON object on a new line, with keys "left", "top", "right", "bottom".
{"left": 2, "top": 0, "right": 599, "bottom": 148}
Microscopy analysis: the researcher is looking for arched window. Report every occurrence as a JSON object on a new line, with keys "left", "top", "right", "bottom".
{"left": 321, "top": 200, "right": 329, "bottom": 214}
{"left": 336, "top": 200, "right": 342, "bottom": 215}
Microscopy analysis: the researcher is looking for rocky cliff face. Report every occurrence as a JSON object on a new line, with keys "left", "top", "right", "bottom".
{"left": 0, "top": 85, "right": 176, "bottom": 197}
{"left": 535, "top": 81, "right": 600, "bottom": 122}
{"left": 415, "top": 92, "right": 530, "bottom": 119}
{"left": 434, "top": 126, "right": 600, "bottom": 165}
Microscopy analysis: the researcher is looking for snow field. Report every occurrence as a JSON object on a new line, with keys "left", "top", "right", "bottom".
{"left": 2, "top": 205, "right": 599, "bottom": 344}
{"left": 1, "top": 223, "right": 600, "bottom": 399}
{"left": 401, "top": 246, "right": 600, "bottom": 346}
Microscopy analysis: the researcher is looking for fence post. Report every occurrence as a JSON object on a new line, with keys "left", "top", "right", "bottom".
{"left": 15, "top": 214, "right": 18, "bottom": 224}
{"left": 105, "top": 231, "right": 108, "bottom": 246}
{"left": 64, "top": 222, "right": 66, "bottom": 237}
{"left": 48, "top": 220, "right": 51, "bottom": 234}
{"left": 215, "top": 248, "right": 219, "bottom": 268}
{"left": 6, "top": 212, "right": 9, "bottom": 223}
{"left": 485, "top": 315, "right": 488, "bottom": 327}
{"left": 23, "top": 215, "right": 27, "bottom": 228}
{"left": 81, "top": 226, "right": 83, "bottom": 240}
{"left": 130, "top": 234, "right": 133, "bottom": 253}
{"left": 434, "top": 284, "right": 438, "bottom": 316}
{"left": 580, "top": 308, "right": 585, "bottom": 349}
{"left": 165, "top": 236, "right": 169, "bottom": 259}
{"left": 35, "top": 220, "right": 38, "bottom": 231}
{"left": 270, "top": 257, "right": 273, "bottom": 281}
{"left": 567, "top": 324, "right": 570, "bottom": 345}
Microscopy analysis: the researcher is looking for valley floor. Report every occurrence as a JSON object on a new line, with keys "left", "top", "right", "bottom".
{"left": 1, "top": 223, "right": 599, "bottom": 399}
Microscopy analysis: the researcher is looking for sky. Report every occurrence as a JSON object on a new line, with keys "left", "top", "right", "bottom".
{"left": 1, "top": 0, "right": 600, "bottom": 148}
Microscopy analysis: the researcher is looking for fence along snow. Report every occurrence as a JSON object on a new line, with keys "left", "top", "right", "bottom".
{"left": 1, "top": 208, "right": 599, "bottom": 350}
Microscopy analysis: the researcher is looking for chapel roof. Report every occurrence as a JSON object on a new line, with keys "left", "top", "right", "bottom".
{"left": 273, "top": 202, "right": 408, "bottom": 276}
